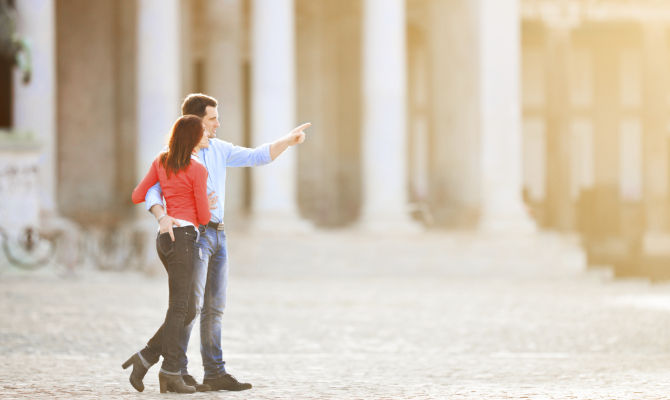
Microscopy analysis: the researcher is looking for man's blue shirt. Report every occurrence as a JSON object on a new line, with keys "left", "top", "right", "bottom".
{"left": 145, "top": 138, "right": 272, "bottom": 222}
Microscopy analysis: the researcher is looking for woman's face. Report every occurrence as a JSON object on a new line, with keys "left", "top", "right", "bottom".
{"left": 197, "top": 126, "right": 209, "bottom": 150}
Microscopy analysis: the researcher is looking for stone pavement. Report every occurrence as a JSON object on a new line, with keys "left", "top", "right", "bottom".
{"left": 2, "top": 230, "right": 670, "bottom": 399}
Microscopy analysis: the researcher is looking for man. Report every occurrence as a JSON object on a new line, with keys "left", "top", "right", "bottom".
{"left": 137, "top": 93, "right": 310, "bottom": 391}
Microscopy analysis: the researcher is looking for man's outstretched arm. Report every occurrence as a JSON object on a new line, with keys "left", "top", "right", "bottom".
{"left": 269, "top": 122, "right": 311, "bottom": 161}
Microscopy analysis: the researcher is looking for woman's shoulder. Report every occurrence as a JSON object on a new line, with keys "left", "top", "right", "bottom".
{"left": 154, "top": 150, "right": 169, "bottom": 161}
{"left": 152, "top": 154, "right": 163, "bottom": 168}
{"left": 189, "top": 158, "right": 208, "bottom": 175}
{"left": 152, "top": 153, "right": 169, "bottom": 170}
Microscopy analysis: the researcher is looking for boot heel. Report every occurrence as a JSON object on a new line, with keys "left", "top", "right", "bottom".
{"left": 122, "top": 352, "right": 149, "bottom": 392}
{"left": 122, "top": 356, "right": 133, "bottom": 369}
{"left": 159, "top": 374, "right": 169, "bottom": 393}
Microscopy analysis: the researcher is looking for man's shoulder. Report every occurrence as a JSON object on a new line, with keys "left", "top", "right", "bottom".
{"left": 208, "top": 138, "right": 236, "bottom": 153}
{"left": 210, "top": 138, "right": 234, "bottom": 147}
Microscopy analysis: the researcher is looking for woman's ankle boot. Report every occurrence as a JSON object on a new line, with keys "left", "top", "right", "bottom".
{"left": 122, "top": 353, "right": 150, "bottom": 392}
{"left": 158, "top": 372, "right": 196, "bottom": 394}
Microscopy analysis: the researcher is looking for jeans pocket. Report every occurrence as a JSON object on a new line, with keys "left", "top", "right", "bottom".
{"left": 157, "top": 232, "right": 175, "bottom": 257}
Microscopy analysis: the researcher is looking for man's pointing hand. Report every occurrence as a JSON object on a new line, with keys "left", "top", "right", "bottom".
{"left": 289, "top": 122, "right": 311, "bottom": 146}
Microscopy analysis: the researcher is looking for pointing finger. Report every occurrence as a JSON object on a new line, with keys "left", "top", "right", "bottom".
{"left": 294, "top": 122, "right": 311, "bottom": 133}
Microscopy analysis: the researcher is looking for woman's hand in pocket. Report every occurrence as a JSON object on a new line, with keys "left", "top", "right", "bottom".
{"left": 159, "top": 215, "right": 180, "bottom": 242}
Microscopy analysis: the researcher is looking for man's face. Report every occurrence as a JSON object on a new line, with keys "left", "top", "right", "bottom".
{"left": 202, "top": 105, "right": 220, "bottom": 138}
{"left": 197, "top": 125, "right": 210, "bottom": 149}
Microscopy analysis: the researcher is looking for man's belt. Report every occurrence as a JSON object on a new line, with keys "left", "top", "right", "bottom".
{"left": 206, "top": 221, "right": 225, "bottom": 231}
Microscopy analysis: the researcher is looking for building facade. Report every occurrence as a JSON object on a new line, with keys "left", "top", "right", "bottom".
{"left": 521, "top": 1, "right": 670, "bottom": 275}
{"left": 3, "top": 0, "right": 669, "bottom": 275}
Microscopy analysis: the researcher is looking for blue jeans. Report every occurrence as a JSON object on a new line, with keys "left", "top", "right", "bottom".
{"left": 181, "top": 225, "right": 229, "bottom": 378}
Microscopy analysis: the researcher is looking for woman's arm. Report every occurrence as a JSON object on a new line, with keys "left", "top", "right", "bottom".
{"left": 193, "top": 165, "right": 211, "bottom": 225}
{"left": 132, "top": 160, "right": 159, "bottom": 204}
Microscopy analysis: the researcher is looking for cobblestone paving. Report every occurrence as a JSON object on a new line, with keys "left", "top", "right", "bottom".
{"left": 2, "top": 231, "right": 670, "bottom": 399}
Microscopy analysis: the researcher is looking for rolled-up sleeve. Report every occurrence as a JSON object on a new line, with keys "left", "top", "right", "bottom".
{"left": 225, "top": 142, "right": 272, "bottom": 167}
{"left": 145, "top": 181, "right": 164, "bottom": 211}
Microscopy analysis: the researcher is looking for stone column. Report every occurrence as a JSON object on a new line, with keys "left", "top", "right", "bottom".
{"left": 203, "top": 0, "right": 246, "bottom": 223}
{"left": 56, "top": 0, "right": 121, "bottom": 222}
{"left": 296, "top": 1, "right": 335, "bottom": 225}
{"left": 407, "top": 24, "right": 431, "bottom": 225}
{"left": 543, "top": 26, "right": 573, "bottom": 230}
{"left": 427, "top": 0, "right": 481, "bottom": 227}
{"left": 136, "top": 0, "right": 181, "bottom": 271}
{"left": 360, "top": 0, "right": 416, "bottom": 231}
{"left": 251, "top": 0, "right": 304, "bottom": 229}
{"left": 136, "top": 0, "right": 181, "bottom": 178}
{"left": 13, "top": 0, "right": 56, "bottom": 213}
{"left": 593, "top": 42, "right": 620, "bottom": 189}
{"left": 590, "top": 35, "right": 620, "bottom": 233}
{"left": 478, "top": 0, "right": 535, "bottom": 233}
{"left": 642, "top": 24, "right": 670, "bottom": 254}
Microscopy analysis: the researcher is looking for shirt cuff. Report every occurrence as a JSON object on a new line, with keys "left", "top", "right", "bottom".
{"left": 145, "top": 198, "right": 164, "bottom": 212}
{"left": 261, "top": 143, "right": 272, "bottom": 164}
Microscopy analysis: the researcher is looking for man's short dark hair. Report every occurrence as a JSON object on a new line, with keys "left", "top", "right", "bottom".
{"left": 181, "top": 93, "right": 218, "bottom": 117}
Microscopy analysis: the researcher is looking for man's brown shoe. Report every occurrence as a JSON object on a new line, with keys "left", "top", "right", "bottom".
{"left": 203, "top": 373, "right": 252, "bottom": 391}
{"left": 182, "top": 374, "right": 211, "bottom": 392}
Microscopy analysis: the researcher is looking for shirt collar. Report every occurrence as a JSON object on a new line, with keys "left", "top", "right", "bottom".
{"left": 191, "top": 153, "right": 204, "bottom": 165}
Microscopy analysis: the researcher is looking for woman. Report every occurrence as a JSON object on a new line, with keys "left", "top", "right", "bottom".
{"left": 122, "top": 115, "right": 211, "bottom": 394}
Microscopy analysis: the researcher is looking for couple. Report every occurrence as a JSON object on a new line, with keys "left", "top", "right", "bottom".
{"left": 124, "top": 93, "right": 310, "bottom": 393}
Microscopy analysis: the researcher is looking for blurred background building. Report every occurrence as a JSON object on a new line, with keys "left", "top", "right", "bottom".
{"left": 2, "top": 0, "right": 670, "bottom": 277}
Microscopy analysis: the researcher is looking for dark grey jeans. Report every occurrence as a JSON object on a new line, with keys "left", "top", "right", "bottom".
{"left": 140, "top": 226, "right": 197, "bottom": 374}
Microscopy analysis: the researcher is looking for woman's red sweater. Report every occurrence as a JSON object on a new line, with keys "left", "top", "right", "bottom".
{"left": 132, "top": 157, "right": 211, "bottom": 226}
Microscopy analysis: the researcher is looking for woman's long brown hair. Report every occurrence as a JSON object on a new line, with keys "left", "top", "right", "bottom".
{"left": 160, "top": 115, "right": 204, "bottom": 177}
